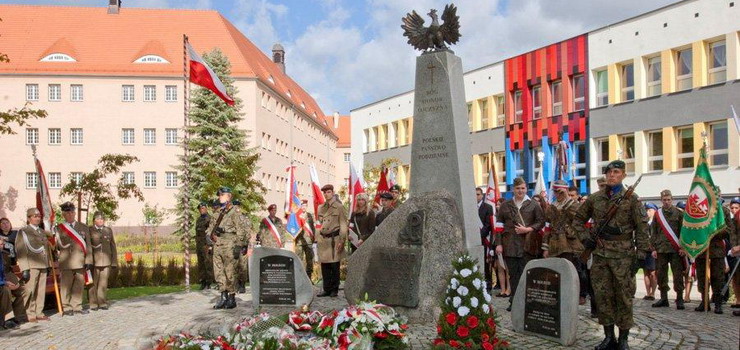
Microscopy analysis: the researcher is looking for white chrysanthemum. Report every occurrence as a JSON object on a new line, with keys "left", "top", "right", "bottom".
{"left": 446, "top": 297, "right": 451, "bottom": 305}
{"left": 473, "top": 265, "right": 478, "bottom": 272}
{"left": 453, "top": 296, "right": 462, "bottom": 308}
{"left": 457, "top": 306, "right": 470, "bottom": 317}
{"left": 457, "top": 285, "right": 469, "bottom": 296}
{"left": 460, "top": 268, "right": 472, "bottom": 278}
{"left": 470, "top": 297, "right": 479, "bottom": 308}
{"left": 484, "top": 290, "right": 492, "bottom": 303}
{"left": 458, "top": 257, "right": 463, "bottom": 263}
{"left": 472, "top": 278, "right": 482, "bottom": 290}
{"left": 482, "top": 304, "right": 490, "bottom": 314}
{"left": 450, "top": 278, "right": 459, "bottom": 289}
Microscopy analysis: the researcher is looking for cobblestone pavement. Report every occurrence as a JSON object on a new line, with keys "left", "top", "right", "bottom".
{"left": 1, "top": 283, "right": 738, "bottom": 349}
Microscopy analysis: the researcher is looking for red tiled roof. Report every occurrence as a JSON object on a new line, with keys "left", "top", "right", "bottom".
{"left": 331, "top": 115, "right": 351, "bottom": 148}
{"left": 0, "top": 4, "right": 333, "bottom": 137}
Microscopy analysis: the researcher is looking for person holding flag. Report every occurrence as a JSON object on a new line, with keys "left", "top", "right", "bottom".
{"left": 294, "top": 200, "right": 315, "bottom": 280}
{"left": 258, "top": 204, "right": 285, "bottom": 249}
{"left": 15, "top": 208, "right": 55, "bottom": 322}
{"left": 650, "top": 190, "right": 687, "bottom": 310}
{"left": 56, "top": 202, "right": 93, "bottom": 316}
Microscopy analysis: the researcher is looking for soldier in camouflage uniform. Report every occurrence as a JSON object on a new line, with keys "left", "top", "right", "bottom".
{"left": 232, "top": 199, "right": 248, "bottom": 294}
{"left": 573, "top": 160, "right": 650, "bottom": 350}
{"left": 258, "top": 204, "right": 285, "bottom": 248}
{"left": 207, "top": 187, "right": 251, "bottom": 309}
{"left": 650, "top": 190, "right": 686, "bottom": 309}
{"left": 694, "top": 203, "right": 735, "bottom": 314}
{"left": 195, "top": 202, "right": 214, "bottom": 290}
{"left": 294, "top": 200, "right": 315, "bottom": 280}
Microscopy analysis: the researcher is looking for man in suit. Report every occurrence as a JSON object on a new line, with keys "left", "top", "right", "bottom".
{"left": 56, "top": 202, "right": 93, "bottom": 316}
{"left": 476, "top": 187, "right": 494, "bottom": 292}
{"left": 16, "top": 208, "right": 55, "bottom": 322}
{"left": 88, "top": 211, "right": 117, "bottom": 311}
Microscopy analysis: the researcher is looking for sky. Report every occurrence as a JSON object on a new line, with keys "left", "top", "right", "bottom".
{"left": 4, "top": 0, "right": 680, "bottom": 115}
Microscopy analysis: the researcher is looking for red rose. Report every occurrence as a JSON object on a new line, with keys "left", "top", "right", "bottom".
{"left": 437, "top": 325, "right": 442, "bottom": 334}
{"left": 445, "top": 312, "right": 457, "bottom": 325}
{"left": 482, "top": 333, "right": 490, "bottom": 342}
{"left": 374, "top": 332, "right": 388, "bottom": 339}
{"left": 502, "top": 340, "right": 510, "bottom": 347}
{"left": 449, "top": 340, "right": 460, "bottom": 348}
{"left": 486, "top": 317, "right": 495, "bottom": 329}
{"left": 433, "top": 338, "right": 444, "bottom": 346}
{"left": 466, "top": 315, "right": 479, "bottom": 329}
{"left": 465, "top": 341, "right": 473, "bottom": 348}
{"left": 482, "top": 342, "right": 494, "bottom": 350}
{"left": 492, "top": 337, "right": 499, "bottom": 345}
{"left": 401, "top": 324, "right": 409, "bottom": 330}
{"left": 456, "top": 325, "right": 470, "bottom": 338}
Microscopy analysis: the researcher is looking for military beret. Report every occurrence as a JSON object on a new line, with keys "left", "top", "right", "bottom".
{"left": 211, "top": 199, "right": 221, "bottom": 207}
{"left": 93, "top": 211, "right": 105, "bottom": 220}
{"left": 391, "top": 184, "right": 402, "bottom": 192}
{"left": 267, "top": 204, "right": 277, "bottom": 210}
{"left": 645, "top": 203, "right": 658, "bottom": 210}
{"left": 676, "top": 201, "right": 686, "bottom": 209}
{"left": 660, "top": 189, "right": 672, "bottom": 197}
{"left": 321, "top": 184, "right": 334, "bottom": 192}
{"left": 232, "top": 199, "right": 242, "bottom": 206}
{"left": 301, "top": 199, "right": 308, "bottom": 204}
{"left": 198, "top": 201, "right": 209, "bottom": 208}
{"left": 730, "top": 197, "right": 740, "bottom": 205}
{"left": 603, "top": 160, "right": 626, "bottom": 174}
{"left": 380, "top": 192, "right": 394, "bottom": 200}
{"left": 217, "top": 186, "right": 232, "bottom": 195}
{"left": 26, "top": 208, "right": 41, "bottom": 217}
{"left": 60, "top": 201, "right": 76, "bottom": 212}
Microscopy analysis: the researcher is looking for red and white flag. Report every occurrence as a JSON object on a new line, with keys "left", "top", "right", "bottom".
{"left": 373, "top": 168, "right": 390, "bottom": 206}
{"left": 186, "top": 40, "right": 235, "bottom": 106}
{"left": 348, "top": 163, "right": 365, "bottom": 218}
{"left": 309, "top": 164, "right": 325, "bottom": 222}
{"left": 534, "top": 169, "right": 549, "bottom": 203}
{"left": 33, "top": 151, "right": 55, "bottom": 236}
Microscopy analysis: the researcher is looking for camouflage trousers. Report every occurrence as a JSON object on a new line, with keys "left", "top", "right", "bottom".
{"left": 294, "top": 243, "right": 315, "bottom": 280}
{"left": 213, "top": 238, "right": 238, "bottom": 293}
{"left": 656, "top": 252, "right": 685, "bottom": 295}
{"left": 237, "top": 251, "right": 249, "bottom": 284}
{"left": 695, "top": 257, "right": 724, "bottom": 303}
{"left": 592, "top": 255, "right": 636, "bottom": 329}
{"left": 195, "top": 243, "right": 213, "bottom": 284}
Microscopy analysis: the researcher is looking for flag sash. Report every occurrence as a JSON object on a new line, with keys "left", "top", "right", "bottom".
{"left": 84, "top": 269, "right": 93, "bottom": 285}
{"left": 302, "top": 220, "right": 314, "bottom": 240}
{"left": 656, "top": 209, "right": 682, "bottom": 253}
{"left": 262, "top": 217, "right": 283, "bottom": 248}
{"left": 58, "top": 223, "right": 87, "bottom": 254}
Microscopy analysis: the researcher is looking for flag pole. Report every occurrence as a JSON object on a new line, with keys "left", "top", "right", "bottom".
{"left": 182, "top": 34, "right": 191, "bottom": 292}
{"left": 700, "top": 135, "right": 710, "bottom": 312}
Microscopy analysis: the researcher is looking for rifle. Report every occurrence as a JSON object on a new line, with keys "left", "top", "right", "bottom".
{"left": 209, "top": 204, "right": 232, "bottom": 244}
{"left": 580, "top": 174, "right": 644, "bottom": 263}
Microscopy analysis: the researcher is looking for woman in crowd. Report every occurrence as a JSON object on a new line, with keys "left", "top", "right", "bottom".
{"left": 349, "top": 193, "right": 375, "bottom": 251}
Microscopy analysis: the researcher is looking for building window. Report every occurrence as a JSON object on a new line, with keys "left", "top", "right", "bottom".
{"left": 70, "top": 128, "right": 83, "bottom": 145}
{"left": 647, "top": 130, "right": 663, "bottom": 171}
{"left": 676, "top": 126, "right": 694, "bottom": 169}
{"left": 49, "top": 172, "right": 61, "bottom": 189}
{"left": 619, "top": 134, "right": 635, "bottom": 174}
{"left": 532, "top": 86, "right": 542, "bottom": 119}
{"left": 122, "top": 85, "right": 135, "bottom": 102}
{"left": 513, "top": 90, "right": 523, "bottom": 123}
{"left": 573, "top": 142, "right": 587, "bottom": 180}
{"left": 26, "top": 84, "right": 39, "bottom": 101}
{"left": 495, "top": 95, "right": 505, "bottom": 126}
{"left": 708, "top": 41, "right": 726, "bottom": 84}
{"left": 70, "top": 84, "right": 83, "bottom": 102}
{"left": 621, "top": 63, "right": 634, "bottom": 101}
{"left": 646, "top": 56, "right": 662, "bottom": 97}
{"left": 467, "top": 103, "right": 474, "bottom": 131}
{"left": 572, "top": 74, "right": 585, "bottom": 111}
{"left": 343, "top": 153, "right": 351, "bottom": 162}
{"left": 513, "top": 150, "right": 525, "bottom": 178}
{"left": 595, "top": 70, "right": 608, "bottom": 106}
{"left": 26, "top": 173, "right": 38, "bottom": 189}
{"left": 48, "top": 128, "right": 61, "bottom": 145}
{"left": 144, "top": 85, "right": 156, "bottom": 102}
{"left": 596, "top": 138, "right": 610, "bottom": 174}
{"left": 165, "top": 172, "right": 178, "bottom": 188}
{"left": 165, "top": 128, "right": 178, "bottom": 144}
{"left": 134, "top": 55, "right": 169, "bottom": 64}
{"left": 676, "top": 48, "right": 693, "bottom": 91}
{"left": 26, "top": 128, "right": 39, "bottom": 145}
{"left": 122, "top": 128, "right": 135, "bottom": 144}
{"left": 40, "top": 53, "right": 76, "bottom": 62}
{"left": 479, "top": 99, "right": 489, "bottom": 128}
{"left": 708, "top": 122, "right": 728, "bottom": 166}
{"left": 122, "top": 172, "right": 135, "bottom": 185}
{"left": 48, "top": 84, "right": 61, "bottom": 101}
{"left": 165, "top": 85, "right": 177, "bottom": 102}
{"left": 551, "top": 81, "right": 562, "bottom": 116}
{"left": 144, "top": 172, "right": 157, "bottom": 188}
{"left": 69, "top": 172, "right": 83, "bottom": 186}
{"left": 532, "top": 147, "right": 543, "bottom": 180}
{"left": 144, "top": 128, "right": 156, "bottom": 145}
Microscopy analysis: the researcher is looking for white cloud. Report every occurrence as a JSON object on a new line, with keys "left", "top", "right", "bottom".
{"left": 231, "top": 0, "right": 289, "bottom": 52}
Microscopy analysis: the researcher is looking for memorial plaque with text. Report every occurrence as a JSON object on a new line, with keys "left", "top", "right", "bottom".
{"left": 259, "top": 255, "right": 296, "bottom": 305}
{"left": 362, "top": 247, "right": 422, "bottom": 307}
{"left": 523, "top": 267, "right": 561, "bottom": 338}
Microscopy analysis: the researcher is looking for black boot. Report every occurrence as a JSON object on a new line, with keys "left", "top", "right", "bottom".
{"left": 652, "top": 292, "right": 669, "bottom": 307}
{"left": 714, "top": 301, "right": 723, "bottom": 314}
{"left": 213, "top": 291, "right": 227, "bottom": 309}
{"left": 237, "top": 282, "right": 246, "bottom": 294}
{"left": 225, "top": 293, "right": 237, "bottom": 309}
{"left": 694, "top": 300, "right": 711, "bottom": 312}
{"left": 617, "top": 328, "right": 630, "bottom": 350}
{"left": 595, "top": 325, "right": 617, "bottom": 350}
{"left": 675, "top": 297, "right": 685, "bottom": 310}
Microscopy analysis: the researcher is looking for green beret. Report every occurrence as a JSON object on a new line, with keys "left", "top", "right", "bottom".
{"left": 198, "top": 201, "right": 209, "bottom": 208}
{"left": 217, "top": 186, "right": 232, "bottom": 195}
{"left": 603, "top": 160, "right": 626, "bottom": 174}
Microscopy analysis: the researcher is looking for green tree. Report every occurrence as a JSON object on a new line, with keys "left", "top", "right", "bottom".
{"left": 60, "top": 154, "right": 144, "bottom": 223}
{"left": 175, "top": 48, "right": 265, "bottom": 238}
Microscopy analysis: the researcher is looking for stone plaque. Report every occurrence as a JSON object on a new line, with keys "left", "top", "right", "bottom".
{"left": 523, "top": 267, "right": 561, "bottom": 338}
{"left": 362, "top": 247, "right": 422, "bottom": 307}
{"left": 259, "top": 255, "right": 296, "bottom": 305}
{"left": 398, "top": 210, "right": 425, "bottom": 245}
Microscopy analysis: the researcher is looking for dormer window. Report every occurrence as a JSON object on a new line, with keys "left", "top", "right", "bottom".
{"left": 134, "top": 55, "right": 169, "bottom": 64}
{"left": 40, "top": 53, "right": 76, "bottom": 62}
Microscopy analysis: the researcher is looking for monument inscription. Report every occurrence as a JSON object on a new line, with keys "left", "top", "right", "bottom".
{"left": 259, "top": 255, "right": 296, "bottom": 305}
{"left": 362, "top": 247, "right": 423, "bottom": 307}
{"left": 523, "top": 267, "right": 561, "bottom": 338}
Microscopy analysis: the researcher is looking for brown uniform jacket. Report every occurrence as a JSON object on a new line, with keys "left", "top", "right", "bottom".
{"left": 543, "top": 198, "right": 583, "bottom": 256}
{"left": 494, "top": 197, "right": 545, "bottom": 258}
{"left": 90, "top": 225, "right": 118, "bottom": 267}
{"left": 650, "top": 206, "right": 683, "bottom": 254}
{"left": 317, "top": 198, "right": 348, "bottom": 263}
{"left": 16, "top": 225, "right": 52, "bottom": 271}
{"left": 350, "top": 210, "right": 375, "bottom": 241}
{"left": 56, "top": 221, "right": 93, "bottom": 270}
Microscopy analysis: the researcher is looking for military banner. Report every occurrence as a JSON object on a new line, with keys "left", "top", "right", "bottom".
{"left": 679, "top": 145, "right": 726, "bottom": 260}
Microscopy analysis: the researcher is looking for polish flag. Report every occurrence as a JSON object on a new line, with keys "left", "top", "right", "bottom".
{"left": 33, "top": 150, "right": 55, "bottom": 238}
{"left": 348, "top": 163, "right": 365, "bottom": 218}
{"left": 309, "top": 164, "right": 325, "bottom": 221}
{"left": 186, "top": 41, "right": 235, "bottom": 106}
{"left": 373, "top": 168, "right": 390, "bottom": 206}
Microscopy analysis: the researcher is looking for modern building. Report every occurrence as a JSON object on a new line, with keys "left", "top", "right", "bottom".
{"left": 351, "top": 0, "right": 739, "bottom": 200}
{"left": 0, "top": 2, "right": 340, "bottom": 231}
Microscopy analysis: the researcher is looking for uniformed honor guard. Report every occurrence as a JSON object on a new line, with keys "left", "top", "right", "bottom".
{"left": 294, "top": 200, "right": 315, "bottom": 279}
{"left": 258, "top": 204, "right": 284, "bottom": 248}
{"left": 195, "top": 202, "right": 214, "bottom": 290}
{"left": 650, "top": 190, "right": 687, "bottom": 310}
{"left": 232, "top": 199, "right": 248, "bottom": 294}
{"left": 208, "top": 187, "right": 250, "bottom": 309}
{"left": 16, "top": 208, "right": 55, "bottom": 322}
{"left": 390, "top": 184, "right": 403, "bottom": 208}
{"left": 316, "top": 184, "right": 347, "bottom": 298}
{"left": 375, "top": 192, "right": 395, "bottom": 227}
{"left": 56, "top": 202, "right": 93, "bottom": 316}
{"left": 88, "top": 211, "right": 117, "bottom": 311}
{"left": 573, "top": 160, "right": 650, "bottom": 350}
{"left": 694, "top": 201, "right": 735, "bottom": 314}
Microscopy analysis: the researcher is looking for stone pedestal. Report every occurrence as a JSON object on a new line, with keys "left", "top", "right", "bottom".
{"left": 248, "top": 247, "right": 314, "bottom": 308}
